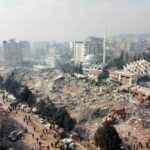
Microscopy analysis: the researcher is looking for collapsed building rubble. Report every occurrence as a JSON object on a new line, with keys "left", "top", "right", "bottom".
{"left": 110, "top": 59, "right": 150, "bottom": 85}
{"left": 13, "top": 68, "right": 150, "bottom": 147}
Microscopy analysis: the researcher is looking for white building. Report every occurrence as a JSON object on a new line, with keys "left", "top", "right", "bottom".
{"left": 82, "top": 54, "right": 101, "bottom": 74}
{"left": 82, "top": 54, "right": 105, "bottom": 80}
{"left": 69, "top": 42, "right": 74, "bottom": 54}
{"left": 80, "top": 33, "right": 109, "bottom": 80}
{"left": 73, "top": 37, "right": 103, "bottom": 64}
{"left": 73, "top": 41, "right": 86, "bottom": 64}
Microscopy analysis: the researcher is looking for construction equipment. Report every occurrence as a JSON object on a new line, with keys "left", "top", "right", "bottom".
{"left": 137, "top": 94, "right": 145, "bottom": 103}
{"left": 133, "top": 86, "right": 145, "bottom": 103}
{"left": 104, "top": 108, "right": 126, "bottom": 123}
{"left": 133, "top": 87, "right": 139, "bottom": 96}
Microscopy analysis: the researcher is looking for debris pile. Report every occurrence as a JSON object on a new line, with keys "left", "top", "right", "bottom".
{"left": 15, "top": 69, "right": 150, "bottom": 146}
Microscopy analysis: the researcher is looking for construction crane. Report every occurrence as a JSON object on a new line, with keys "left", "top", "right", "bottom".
{"left": 104, "top": 108, "right": 126, "bottom": 123}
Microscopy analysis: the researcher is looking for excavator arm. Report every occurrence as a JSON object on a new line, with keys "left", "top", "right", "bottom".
{"left": 111, "top": 108, "right": 126, "bottom": 119}
{"left": 104, "top": 108, "right": 126, "bottom": 123}
{"left": 133, "top": 86, "right": 145, "bottom": 103}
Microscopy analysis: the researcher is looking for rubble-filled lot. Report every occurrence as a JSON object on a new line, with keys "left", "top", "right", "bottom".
{"left": 18, "top": 70, "right": 150, "bottom": 148}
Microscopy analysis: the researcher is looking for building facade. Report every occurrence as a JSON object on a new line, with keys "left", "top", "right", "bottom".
{"left": 3, "top": 39, "right": 22, "bottom": 66}
{"left": 109, "top": 71, "right": 136, "bottom": 85}
{"left": 84, "top": 36, "right": 103, "bottom": 55}
{"left": 19, "top": 41, "right": 30, "bottom": 60}
{"left": 73, "top": 37, "right": 103, "bottom": 64}
{"left": 82, "top": 54, "right": 105, "bottom": 80}
{"left": 73, "top": 41, "right": 86, "bottom": 64}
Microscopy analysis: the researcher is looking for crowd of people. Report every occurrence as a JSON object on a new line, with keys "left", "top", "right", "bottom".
{"left": 1, "top": 93, "right": 67, "bottom": 150}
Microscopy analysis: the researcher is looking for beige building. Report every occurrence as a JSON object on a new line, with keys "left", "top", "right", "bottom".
{"left": 109, "top": 71, "right": 137, "bottom": 85}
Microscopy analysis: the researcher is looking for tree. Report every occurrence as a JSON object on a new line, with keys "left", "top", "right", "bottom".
{"left": 98, "top": 71, "right": 109, "bottom": 81}
{"left": 54, "top": 107, "right": 70, "bottom": 127}
{"left": 44, "top": 102, "right": 57, "bottom": 119}
{"left": 18, "top": 86, "right": 35, "bottom": 106}
{"left": 120, "top": 50, "right": 124, "bottom": 60}
{"left": 19, "top": 86, "right": 31, "bottom": 101}
{"left": 134, "top": 55, "right": 137, "bottom": 61}
{"left": 36, "top": 100, "right": 76, "bottom": 131}
{"left": 63, "top": 116, "right": 76, "bottom": 131}
{"left": 4, "top": 74, "right": 20, "bottom": 95}
{"left": 118, "top": 50, "right": 125, "bottom": 69}
{"left": 0, "top": 76, "right": 3, "bottom": 89}
{"left": 79, "top": 63, "right": 83, "bottom": 74}
{"left": 142, "top": 51, "right": 150, "bottom": 62}
{"left": 36, "top": 100, "right": 46, "bottom": 115}
{"left": 0, "top": 76, "right": 3, "bottom": 83}
{"left": 94, "top": 123, "right": 122, "bottom": 150}
{"left": 27, "top": 93, "right": 36, "bottom": 107}
{"left": 125, "top": 52, "right": 129, "bottom": 63}
{"left": 111, "top": 51, "right": 125, "bottom": 69}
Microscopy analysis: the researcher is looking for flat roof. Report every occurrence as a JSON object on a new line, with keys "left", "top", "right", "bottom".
{"left": 110, "top": 71, "right": 135, "bottom": 77}
{"left": 74, "top": 41, "right": 83, "bottom": 43}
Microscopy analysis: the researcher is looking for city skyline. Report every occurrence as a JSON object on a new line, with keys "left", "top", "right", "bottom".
{"left": 0, "top": 0, "right": 150, "bottom": 41}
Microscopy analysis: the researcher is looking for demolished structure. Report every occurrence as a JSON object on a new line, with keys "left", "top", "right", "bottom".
{"left": 2, "top": 63, "right": 149, "bottom": 149}
{"left": 110, "top": 59, "right": 150, "bottom": 85}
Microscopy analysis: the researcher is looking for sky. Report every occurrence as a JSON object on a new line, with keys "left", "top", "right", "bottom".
{"left": 0, "top": 0, "right": 150, "bottom": 41}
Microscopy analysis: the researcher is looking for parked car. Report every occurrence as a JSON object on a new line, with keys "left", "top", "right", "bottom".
{"left": 32, "top": 107, "right": 38, "bottom": 113}
{"left": 38, "top": 118, "right": 47, "bottom": 124}
{"left": 25, "top": 107, "right": 31, "bottom": 113}
{"left": 44, "top": 123, "right": 51, "bottom": 130}
{"left": 8, "top": 130, "right": 23, "bottom": 141}
{"left": 33, "top": 114, "right": 40, "bottom": 120}
{"left": 10, "top": 100, "right": 19, "bottom": 107}
{"left": 20, "top": 104, "right": 27, "bottom": 111}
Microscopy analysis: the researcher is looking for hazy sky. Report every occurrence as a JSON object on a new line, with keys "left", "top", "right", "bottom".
{"left": 0, "top": 0, "right": 150, "bottom": 41}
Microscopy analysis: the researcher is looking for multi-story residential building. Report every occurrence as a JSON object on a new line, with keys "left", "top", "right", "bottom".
{"left": 3, "top": 39, "right": 22, "bottom": 66}
{"left": 30, "top": 41, "right": 49, "bottom": 57}
{"left": 84, "top": 36, "right": 103, "bottom": 55}
{"left": 73, "top": 41, "right": 86, "bottom": 64}
{"left": 73, "top": 36, "right": 103, "bottom": 64}
{"left": 19, "top": 41, "right": 30, "bottom": 60}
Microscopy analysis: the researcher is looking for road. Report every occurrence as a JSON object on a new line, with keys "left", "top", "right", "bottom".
{"left": 0, "top": 94, "right": 87, "bottom": 150}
